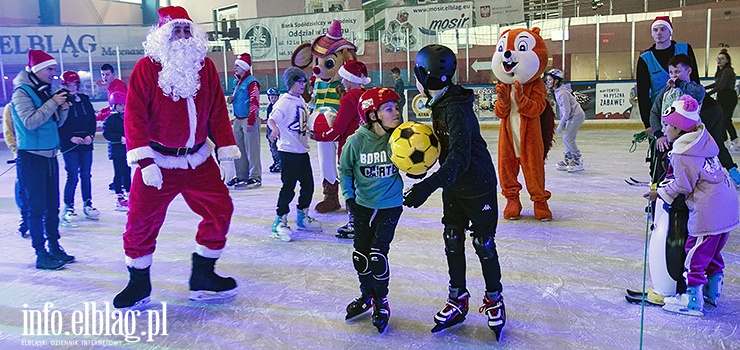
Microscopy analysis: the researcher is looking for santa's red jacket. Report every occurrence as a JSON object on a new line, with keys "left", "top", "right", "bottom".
{"left": 124, "top": 57, "right": 239, "bottom": 169}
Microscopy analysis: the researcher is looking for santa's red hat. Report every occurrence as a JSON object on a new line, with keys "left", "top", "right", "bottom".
{"left": 235, "top": 53, "right": 252, "bottom": 71}
{"left": 338, "top": 60, "right": 371, "bottom": 85}
{"left": 652, "top": 16, "right": 672, "bottom": 35}
{"left": 310, "top": 20, "right": 357, "bottom": 58}
{"left": 157, "top": 6, "right": 192, "bottom": 27}
{"left": 27, "top": 50, "right": 57, "bottom": 73}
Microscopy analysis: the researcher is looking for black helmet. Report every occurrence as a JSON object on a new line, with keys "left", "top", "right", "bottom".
{"left": 414, "top": 45, "right": 456, "bottom": 90}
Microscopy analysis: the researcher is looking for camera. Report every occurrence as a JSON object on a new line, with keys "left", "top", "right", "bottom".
{"left": 56, "top": 88, "right": 76, "bottom": 103}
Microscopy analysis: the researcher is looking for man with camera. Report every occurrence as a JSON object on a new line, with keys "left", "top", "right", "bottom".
{"left": 10, "top": 49, "right": 75, "bottom": 270}
{"left": 58, "top": 70, "right": 99, "bottom": 226}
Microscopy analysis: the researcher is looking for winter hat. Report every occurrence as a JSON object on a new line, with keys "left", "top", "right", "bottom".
{"left": 310, "top": 20, "right": 357, "bottom": 58}
{"left": 338, "top": 60, "right": 371, "bottom": 85}
{"left": 27, "top": 50, "right": 57, "bottom": 74}
{"left": 662, "top": 95, "right": 700, "bottom": 132}
{"left": 651, "top": 16, "right": 672, "bottom": 36}
{"left": 283, "top": 67, "right": 307, "bottom": 90}
{"left": 157, "top": 6, "right": 192, "bottom": 27}
{"left": 235, "top": 53, "right": 252, "bottom": 71}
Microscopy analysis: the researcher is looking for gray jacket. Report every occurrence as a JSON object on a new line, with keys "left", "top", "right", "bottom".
{"left": 657, "top": 124, "right": 740, "bottom": 236}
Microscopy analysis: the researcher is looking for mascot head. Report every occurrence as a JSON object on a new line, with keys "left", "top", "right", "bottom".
{"left": 291, "top": 20, "right": 357, "bottom": 83}
{"left": 491, "top": 27, "right": 548, "bottom": 85}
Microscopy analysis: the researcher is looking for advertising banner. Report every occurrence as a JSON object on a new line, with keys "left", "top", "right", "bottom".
{"left": 383, "top": 1, "right": 473, "bottom": 52}
{"left": 594, "top": 82, "right": 635, "bottom": 119}
{"left": 0, "top": 26, "right": 150, "bottom": 66}
{"left": 238, "top": 10, "right": 365, "bottom": 62}
{"left": 474, "top": 0, "right": 524, "bottom": 26}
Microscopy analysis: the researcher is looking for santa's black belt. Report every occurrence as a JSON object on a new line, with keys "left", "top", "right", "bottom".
{"left": 150, "top": 142, "right": 204, "bottom": 156}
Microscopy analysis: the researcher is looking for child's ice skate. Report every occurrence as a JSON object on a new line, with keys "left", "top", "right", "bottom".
{"left": 479, "top": 291, "right": 506, "bottom": 341}
{"left": 61, "top": 206, "right": 79, "bottom": 228}
{"left": 83, "top": 201, "right": 100, "bottom": 220}
{"left": 296, "top": 207, "right": 322, "bottom": 232}
{"left": 662, "top": 285, "right": 704, "bottom": 317}
{"left": 113, "top": 266, "right": 152, "bottom": 310}
{"left": 567, "top": 156, "right": 584, "bottom": 173}
{"left": 336, "top": 212, "right": 354, "bottom": 239}
{"left": 271, "top": 214, "right": 293, "bottom": 241}
{"left": 115, "top": 194, "right": 129, "bottom": 212}
{"left": 188, "top": 253, "right": 238, "bottom": 302}
{"left": 431, "top": 287, "right": 469, "bottom": 333}
{"left": 704, "top": 273, "right": 723, "bottom": 307}
{"left": 555, "top": 153, "right": 572, "bottom": 171}
{"left": 345, "top": 295, "right": 373, "bottom": 320}
{"left": 371, "top": 296, "right": 390, "bottom": 333}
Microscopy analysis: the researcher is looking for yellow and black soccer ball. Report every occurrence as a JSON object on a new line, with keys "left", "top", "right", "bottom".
{"left": 388, "top": 121, "right": 440, "bottom": 176}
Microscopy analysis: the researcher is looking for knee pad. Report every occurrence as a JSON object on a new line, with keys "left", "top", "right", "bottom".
{"left": 443, "top": 227, "right": 466, "bottom": 255}
{"left": 369, "top": 250, "right": 389, "bottom": 281}
{"left": 473, "top": 235, "right": 497, "bottom": 261}
{"left": 352, "top": 250, "right": 370, "bottom": 276}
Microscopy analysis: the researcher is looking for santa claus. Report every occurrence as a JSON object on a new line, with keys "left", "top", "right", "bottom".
{"left": 113, "top": 6, "right": 241, "bottom": 309}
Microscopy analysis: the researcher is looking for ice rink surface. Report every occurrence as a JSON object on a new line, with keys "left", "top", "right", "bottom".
{"left": 0, "top": 128, "right": 738, "bottom": 349}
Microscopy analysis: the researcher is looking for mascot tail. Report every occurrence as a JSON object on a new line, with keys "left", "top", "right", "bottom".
{"left": 540, "top": 103, "right": 556, "bottom": 159}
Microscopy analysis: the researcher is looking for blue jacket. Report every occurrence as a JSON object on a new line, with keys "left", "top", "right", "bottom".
{"left": 10, "top": 71, "right": 66, "bottom": 152}
{"left": 233, "top": 75, "right": 258, "bottom": 118}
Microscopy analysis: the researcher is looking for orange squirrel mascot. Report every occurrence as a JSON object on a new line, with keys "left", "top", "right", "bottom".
{"left": 491, "top": 27, "right": 555, "bottom": 221}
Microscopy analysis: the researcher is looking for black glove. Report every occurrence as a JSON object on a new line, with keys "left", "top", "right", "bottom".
{"left": 403, "top": 181, "right": 434, "bottom": 208}
{"left": 405, "top": 171, "right": 427, "bottom": 180}
{"left": 346, "top": 198, "right": 357, "bottom": 215}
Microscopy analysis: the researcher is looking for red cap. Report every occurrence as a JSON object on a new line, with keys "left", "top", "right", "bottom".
{"left": 61, "top": 71, "right": 80, "bottom": 85}
{"left": 652, "top": 16, "right": 673, "bottom": 35}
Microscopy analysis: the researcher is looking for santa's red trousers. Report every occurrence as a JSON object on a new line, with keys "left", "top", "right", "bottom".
{"left": 123, "top": 157, "right": 233, "bottom": 259}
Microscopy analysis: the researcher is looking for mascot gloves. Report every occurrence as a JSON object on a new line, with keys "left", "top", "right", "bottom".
{"left": 141, "top": 164, "right": 163, "bottom": 190}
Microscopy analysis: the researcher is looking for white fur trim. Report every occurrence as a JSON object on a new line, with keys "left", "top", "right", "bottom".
{"left": 127, "top": 146, "right": 156, "bottom": 166}
{"left": 125, "top": 254, "right": 153, "bottom": 269}
{"left": 338, "top": 66, "right": 371, "bottom": 85}
{"left": 186, "top": 96, "right": 197, "bottom": 148}
{"left": 31, "top": 59, "right": 58, "bottom": 73}
{"left": 195, "top": 245, "right": 222, "bottom": 259}
{"left": 217, "top": 145, "right": 241, "bottom": 161}
{"left": 235, "top": 59, "right": 251, "bottom": 72}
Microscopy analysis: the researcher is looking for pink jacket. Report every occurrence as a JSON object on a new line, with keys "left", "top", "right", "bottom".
{"left": 658, "top": 124, "right": 739, "bottom": 236}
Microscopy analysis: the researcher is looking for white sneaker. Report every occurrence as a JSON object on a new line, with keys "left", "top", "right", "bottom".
{"left": 271, "top": 215, "right": 292, "bottom": 242}
{"left": 83, "top": 204, "right": 100, "bottom": 220}
{"left": 296, "top": 208, "right": 322, "bottom": 231}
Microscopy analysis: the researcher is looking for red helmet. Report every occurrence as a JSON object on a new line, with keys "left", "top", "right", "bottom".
{"left": 61, "top": 71, "right": 80, "bottom": 85}
{"left": 108, "top": 90, "right": 126, "bottom": 105}
{"left": 357, "top": 87, "right": 401, "bottom": 122}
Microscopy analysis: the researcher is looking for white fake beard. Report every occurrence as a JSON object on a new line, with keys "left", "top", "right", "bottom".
{"left": 144, "top": 24, "right": 208, "bottom": 101}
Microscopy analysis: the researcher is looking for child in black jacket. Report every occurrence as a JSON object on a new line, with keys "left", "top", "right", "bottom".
{"left": 403, "top": 44, "right": 505, "bottom": 340}
{"left": 102, "top": 91, "right": 130, "bottom": 211}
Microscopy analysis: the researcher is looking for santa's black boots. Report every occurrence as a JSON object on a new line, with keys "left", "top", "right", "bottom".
{"left": 189, "top": 253, "right": 238, "bottom": 302}
{"left": 113, "top": 266, "right": 152, "bottom": 309}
